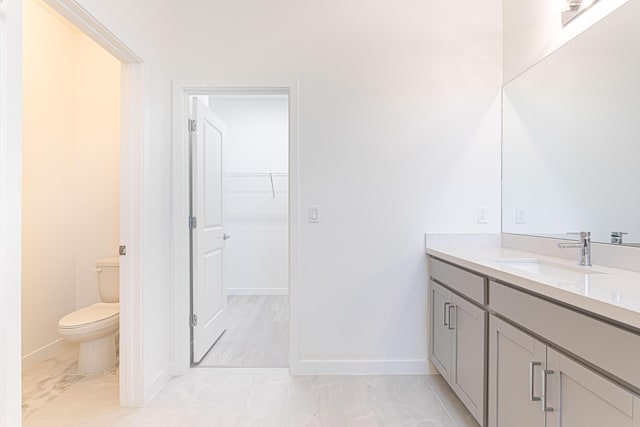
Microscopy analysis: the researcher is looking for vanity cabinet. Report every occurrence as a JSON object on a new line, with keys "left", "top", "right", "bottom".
{"left": 546, "top": 348, "right": 640, "bottom": 427}
{"left": 489, "top": 315, "right": 640, "bottom": 427}
{"left": 488, "top": 316, "right": 546, "bottom": 427}
{"left": 429, "top": 259, "right": 487, "bottom": 425}
{"left": 430, "top": 281, "right": 452, "bottom": 377}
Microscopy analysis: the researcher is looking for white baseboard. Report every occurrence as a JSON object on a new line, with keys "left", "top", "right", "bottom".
{"left": 227, "top": 288, "right": 289, "bottom": 296}
{"left": 292, "top": 359, "right": 430, "bottom": 375}
{"left": 144, "top": 363, "right": 172, "bottom": 405}
{"left": 22, "top": 338, "right": 73, "bottom": 370}
{"left": 426, "top": 359, "right": 439, "bottom": 375}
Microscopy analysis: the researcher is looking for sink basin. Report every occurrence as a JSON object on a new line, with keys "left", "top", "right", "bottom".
{"left": 490, "top": 258, "right": 606, "bottom": 278}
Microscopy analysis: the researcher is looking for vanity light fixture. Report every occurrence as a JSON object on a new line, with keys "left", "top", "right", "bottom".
{"left": 562, "top": 0, "right": 600, "bottom": 26}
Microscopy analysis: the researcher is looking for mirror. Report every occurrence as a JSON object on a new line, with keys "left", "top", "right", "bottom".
{"left": 502, "top": 0, "right": 640, "bottom": 246}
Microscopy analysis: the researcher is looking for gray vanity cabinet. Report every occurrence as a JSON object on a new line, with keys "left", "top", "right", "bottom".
{"left": 449, "top": 293, "right": 485, "bottom": 423}
{"left": 489, "top": 316, "right": 640, "bottom": 427}
{"left": 429, "top": 259, "right": 486, "bottom": 425}
{"left": 430, "top": 280, "right": 452, "bottom": 378}
{"left": 488, "top": 316, "right": 547, "bottom": 427}
{"left": 546, "top": 349, "right": 640, "bottom": 427}
{"left": 427, "top": 255, "right": 640, "bottom": 427}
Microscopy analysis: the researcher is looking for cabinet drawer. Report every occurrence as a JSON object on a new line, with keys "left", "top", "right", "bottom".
{"left": 430, "top": 258, "right": 486, "bottom": 305}
{"left": 490, "top": 280, "right": 640, "bottom": 391}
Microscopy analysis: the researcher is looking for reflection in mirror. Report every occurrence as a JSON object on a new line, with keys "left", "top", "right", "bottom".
{"left": 502, "top": 0, "right": 640, "bottom": 246}
{"left": 562, "top": 0, "right": 601, "bottom": 26}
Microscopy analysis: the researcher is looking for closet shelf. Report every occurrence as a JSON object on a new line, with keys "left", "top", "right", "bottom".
{"left": 224, "top": 172, "right": 288, "bottom": 198}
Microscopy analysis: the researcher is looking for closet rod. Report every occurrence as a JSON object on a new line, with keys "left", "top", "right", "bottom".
{"left": 269, "top": 173, "right": 275, "bottom": 198}
{"left": 224, "top": 172, "right": 288, "bottom": 178}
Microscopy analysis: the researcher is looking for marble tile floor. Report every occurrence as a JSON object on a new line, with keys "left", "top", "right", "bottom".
{"left": 23, "top": 337, "right": 120, "bottom": 424}
{"left": 22, "top": 344, "right": 86, "bottom": 422}
{"left": 198, "top": 295, "right": 289, "bottom": 368}
{"left": 22, "top": 368, "right": 480, "bottom": 427}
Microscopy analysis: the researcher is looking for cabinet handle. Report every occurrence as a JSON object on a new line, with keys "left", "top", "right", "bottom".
{"left": 541, "top": 369, "right": 554, "bottom": 412}
{"left": 447, "top": 304, "right": 455, "bottom": 330}
{"left": 529, "top": 361, "right": 541, "bottom": 402}
{"left": 443, "top": 302, "right": 450, "bottom": 326}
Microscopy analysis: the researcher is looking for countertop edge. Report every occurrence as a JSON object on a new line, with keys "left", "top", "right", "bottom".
{"left": 426, "top": 247, "right": 640, "bottom": 333}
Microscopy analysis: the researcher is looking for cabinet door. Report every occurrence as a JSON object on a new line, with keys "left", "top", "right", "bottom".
{"left": 450, "top": 293, "right": 486, "bottom": 425}
{"left": 430, "top": 280, "right": 452, "bottom": 379}
{"left": 546, "top": 348, "right": 639, "bottom": 427}
{"left": 488, "top": 315, "right": 546, "bottom": 427}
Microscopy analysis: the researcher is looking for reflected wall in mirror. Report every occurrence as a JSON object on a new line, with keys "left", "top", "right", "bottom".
{"left": 502, "top": 0, "right": 640, "bottom": 246}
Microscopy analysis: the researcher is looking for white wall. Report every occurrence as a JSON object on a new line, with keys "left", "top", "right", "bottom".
{"left": 76, "top": 0, "right": 503, "bottom": 374}
{"left": 503, "top": 0, "right": 630, "bottom": 82}
{"left": 22, "top": 0, "right": 79, "bottom": 361}
{"left": 22, "top": 0, "right": 120, "bottom": 365}
{"left": 74, "top": 33, "right": 121, "bottom": 308}
{"left": 210, "top": 95, "right": 288, "bottom": 295}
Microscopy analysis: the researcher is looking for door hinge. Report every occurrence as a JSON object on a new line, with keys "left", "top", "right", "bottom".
{"left": 119, "top": 245, "right": 127, "bottom": 256}
{"left": 189, "top": 216, "right": 197, "bottom": 229}
{"left": 190, "top": 314, "right": 198, "bottom": 327}
{"left": 188, "top": 119, "right": 197, "bottom": 133}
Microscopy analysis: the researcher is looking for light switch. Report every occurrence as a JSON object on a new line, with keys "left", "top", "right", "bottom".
{"left": 309, "top": 206, "right": 319, "bottom": 223}
{"left": 477, "top": 207, "right": 488, "bottom": 224}
{"left": 515, "top": 207, "right": 526, "bottom": 224}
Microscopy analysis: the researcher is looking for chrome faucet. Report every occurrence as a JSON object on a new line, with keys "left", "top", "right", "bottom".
{"left": 558, "top": 231, "right": 591, "bottom": 266}
{"left": 610, "top": 231, "right": 628, "bottom": 245}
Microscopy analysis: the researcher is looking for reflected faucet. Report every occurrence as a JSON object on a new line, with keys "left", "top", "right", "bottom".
{"left": 610, "top": 231, "right": 628, "bottom": 245}
{"left": 558, "top": 231, "right": 592, "bottom": 266}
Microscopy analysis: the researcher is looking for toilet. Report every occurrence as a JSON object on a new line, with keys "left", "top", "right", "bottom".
{"left": 58, "top": 256, "right": 119, "bottom": 375}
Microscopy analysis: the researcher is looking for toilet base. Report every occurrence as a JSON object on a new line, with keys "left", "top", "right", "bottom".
{"left": 77, "top": 333, "right": 116, "bottom": 375}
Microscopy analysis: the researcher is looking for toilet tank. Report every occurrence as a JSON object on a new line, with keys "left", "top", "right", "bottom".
{"left": 95, "top": 256, "right": 119, "bottom": 303}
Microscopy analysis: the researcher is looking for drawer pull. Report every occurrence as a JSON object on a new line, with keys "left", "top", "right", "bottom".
{"left": 444, "top": 302, "right": 450, "bottom": 326}
{"left": 447, "top": 304, "right": 456, "bottom": 330}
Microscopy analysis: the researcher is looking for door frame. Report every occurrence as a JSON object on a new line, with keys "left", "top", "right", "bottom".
{"left": 0, "top": 1, "right": 24, "bottom": 423}
{"left": 0, "top": 0, "right": 146, "bottom": 414}
{"left": 171, "top": 81, "right": 300, "bottom": 374}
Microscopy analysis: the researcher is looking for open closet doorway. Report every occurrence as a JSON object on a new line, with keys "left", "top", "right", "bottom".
{"left": 190, "top": 92, "right": 290, "bottom": 368}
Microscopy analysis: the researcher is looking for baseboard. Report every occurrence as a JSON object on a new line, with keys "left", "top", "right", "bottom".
{"left": 292, "top": 359, "right": 430, "bottom": 375}
{"left": 227, "top": 288, "right": 289, "bottom": 296}
{"left": 144, "top": 363, "right": 172, "bottom": 405}
{"left": 426, "top": 359, "right": 439, "bottom": 375}
{"left": 22, "top": 338, "right": 72, "bottom": 370}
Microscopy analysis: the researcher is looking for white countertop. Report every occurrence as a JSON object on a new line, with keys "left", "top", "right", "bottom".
{"left": 426, "top": 245, "right": 640, "bottom": 331}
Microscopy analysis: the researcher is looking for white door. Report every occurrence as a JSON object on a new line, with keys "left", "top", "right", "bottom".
{"left": 191, "top": 98, "right": 227, "bottom": 363}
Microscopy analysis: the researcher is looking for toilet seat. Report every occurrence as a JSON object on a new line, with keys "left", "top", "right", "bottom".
{"left": 59, "top": 302, "right": 119, "bottom": 331}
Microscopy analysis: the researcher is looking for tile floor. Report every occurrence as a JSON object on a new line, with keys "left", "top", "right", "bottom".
{"left": 22, "top": 344, "right": 86, "bottom": 421}
{"left": 22, "top": 302, "right": 477, "bottom": 426}
{"left": 23, "top": 366, "right": 479, "bottom": 427}
{"left": 198, "top": 295, "right": 289, "bottom": 368}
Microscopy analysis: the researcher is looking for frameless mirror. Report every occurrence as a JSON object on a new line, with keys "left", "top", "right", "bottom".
{"left": 502, "top": 0, "right": 640, "bottom": 246}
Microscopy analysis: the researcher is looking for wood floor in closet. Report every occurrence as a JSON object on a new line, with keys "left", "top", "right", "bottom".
{"left": 198, "top": 295, "right": 289, "bottom": 368}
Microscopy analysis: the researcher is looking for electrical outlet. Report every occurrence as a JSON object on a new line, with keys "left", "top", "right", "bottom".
{"left": 477, "top": 207, "right": 488, "bottom": 224}
{"left": 308, "top": 206, "right": 319, "bottom": 223}
{"left": 515, "top": 207, "right": 526, "bottom": 224}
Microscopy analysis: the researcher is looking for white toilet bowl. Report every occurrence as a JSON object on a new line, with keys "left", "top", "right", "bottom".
{"left": 58, "top": 302, "right": 119, "bottom": 374}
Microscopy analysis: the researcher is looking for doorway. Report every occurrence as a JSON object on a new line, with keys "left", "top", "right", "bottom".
{"left": 20, "top": 0, "right": 122, "bottom": 420}
{"left": 172, "top": 81, "right": 300, "bottom": 375}
{"left": 192, "top": 94, "right": 290, "bottom": 368}
{"left": 1, "top": 0, "right": 144, "bottom": 421}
